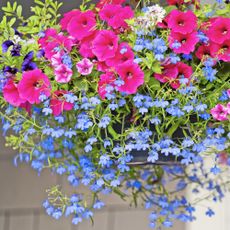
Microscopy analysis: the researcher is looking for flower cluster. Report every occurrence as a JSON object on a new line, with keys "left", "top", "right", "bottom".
{"left": 0, "top": 0, "right": 230, "bottom": 229}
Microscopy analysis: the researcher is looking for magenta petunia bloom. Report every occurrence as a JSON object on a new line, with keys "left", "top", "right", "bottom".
{"left": 227, "top": 89, "right": 230, "bottom": 98}
{"left": 18, "top": 69, "right": 51, "bottom": 104}
{"left": 79, "top": 31, "right": 98, "bottom": 58}
{"left": 96, "top": 0, "right": 125, "bottom": 9}
{"left": 76, "top": 58, "right": 94, "bottom": 75}
{"left": 154, "top": 64, "right": 178, "bottom": 84}
{"left": 116, "top": 61, "right": 144, "bottom": 94}
{"left": 50, "top": 90, "right": 74, "bottom": 116}
{"left": 92, "top": 30, "right": 119, "bottom": 61}
{"left": 206, "top": 17, "right": 230, "bottom": 44}
{"left": 195, "top": 43, "right": 214, "bottom": 60}
{"left": 67, "top": 10, "right": 96, "bottom": 41}
{"left": 3, "top": 79, "right": 27, "bottom": 107}
{"left": 60, "top": 10, "right": 80, "bottom": 30}
{"left": 167, "top": 10, "right": 197, "bottom": 34}
{"left": 19, "top": 101, "right": 32, "bottom": 115}
{"left": 210, "top": 104, "right": 229, "bottom": 121}
{"left": 99, "top": 4, "right": 134, "bottom": 30}
{"left": 171, "top": 62, "right": 193, "bottom": 89}
{"left": 38, "top": 29, "right": 73, "bottom": 59}
{"left": 210, "top": 40, "right": 230, "bottom": 62}
{"left": 96, "top": 61, "right": 110, "bottom": 73}
{"left": 98, "top": 72, "right": 116, "bottom": 99}
{"left": 227, "top": 103, "right": 230, "bottom": 117}
{"left": 106, "top": 42, "right": 134, "bottom": 67}
{"left": 169, "top": 31, "right": 199, "bottom": 54}
{"left": 154, "top": 62, "right": 192, "bottom": 89}
{"left": 54, "top": 64, "right": 73, "bottom": 83}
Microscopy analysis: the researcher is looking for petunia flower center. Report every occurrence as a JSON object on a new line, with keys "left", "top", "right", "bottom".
{"left": 181, "top": 38, "right": 187, "bottom": 44}
{"left": 33, "top": 80, "right": 43, "bottom": 88}
{"left": 178, "top": 20, "right": 184, "bottom": 26}
{"left": 126, "top": 71, "right": 133, "bottom": 79}
{"left": 108, "top": 42, "right": 114, "bottom": 50}
{"left": 222, "top": 28, "right": 228, "bottom": 35}
{"left": 82, "top": 20, "right": 88, "bottom": 26}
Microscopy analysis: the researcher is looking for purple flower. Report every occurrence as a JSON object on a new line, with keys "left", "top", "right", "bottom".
{"left": 3, "top": 66, "right": 18, "bottom": 77}
{"left": 2, "top": 40, "right": 14, "bottom": 52}
{"left": 11, "top": 44, "right": 21, "bottom": 56}
{"left": 22, "top": 51, "right": 37, "bottom": 71}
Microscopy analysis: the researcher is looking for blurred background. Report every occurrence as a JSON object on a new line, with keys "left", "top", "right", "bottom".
{"left": 0, "top": 0, "right": 228, "bottom": 230}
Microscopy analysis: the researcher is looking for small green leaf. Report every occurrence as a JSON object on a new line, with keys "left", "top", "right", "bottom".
{"left": 148, "top": 77, "right": 161, "bottom": 90}
{"left": 16, "top": 5, "right": 22, "bottom": 17}
{"left": 108, "top": 126, "right": 119, "bottom": 140}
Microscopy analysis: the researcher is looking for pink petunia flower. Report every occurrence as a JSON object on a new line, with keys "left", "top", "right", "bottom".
{"left": 172, "top": 62, "right": 193, "bottom": 89}
{"left": 67, "top": 10, "right": 96, "bottom": 41}
{"left": 206, "top": 17, "right": 230, "bottom": 44}
{"left": 99, "top": 4, "right": 134, "bottom": 30}
{"left": 154, "top": 62, "right": 192, "bottom": 89}
{"left": 38, "top": 29, "right": 73, "bottom": 59}
{"left": 60, "top": 10, "right": 80, "bottom": 30}
{"left": 169, "top": 31, "right": 199, "bottom": 54}
{"left": 227, "top": 89, "right": 230, "bottom": 98}
{"left": 54, "top": 64, "right": 73, "bottom": 83}
{"left": 51, "top": 51, "right": 63, "bottom": 67}
{"left": 18, "top": 69, "right": 51, "bottom": 104}
{"left": 96, "top": 0, "right": 125, "bottom": 9}
{"left": 195, "top": 43, "right": 214, "bottom": 60}
{"left": 167, "top": 10, "right": 197, "bottom": 34}
{"left": 167, "top": 0, "right": 184, "bottom": 5}
{"left": 227, "top": 102, "right": 230, "bottom": 114}
{"left": 154, "top": 64, "right": 178, "bottom": 84}
{"left": 116, "top": 61, "right": 144, "bottom": 94}
{"left": 92, "top": 30, "right": 119, "bottom": 61}
{"left": 96, "top": 61, "right": 111, "bottom": 73}
{"left": 76, "top": 58, "right": 94, "bottom": 75}
{"left": 98, "top": 72, "right": 116, "bottom": 99}
{"left": 50, "top": 90, "right": 74, "bottom": 116}
{"left": 3, "top": 79, "right": 27, "bottom": 107}
{"left": 210, "top": 40, "right": 230, "bottom": 62}
{"left": 79, "top": 31, "right": 98, "bottom": 58}
{"left": 19, "top": 101, "right": 32, "bottom": 115}
{"left": 106, "top": 42, "right": 134, "bottom": 67}
{"left": 210, "top": 104, "right": 228, "bottom": 121}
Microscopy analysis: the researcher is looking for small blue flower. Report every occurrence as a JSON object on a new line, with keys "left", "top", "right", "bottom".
{"left": 72, "top": 215, "right": 82, "bottom": 225}
{"left": 93, "top": 200, "right": 105, "bottom": 209}
{"left": 98, "top": 116, "right": 111, "bottom": 128}
{"left": 205, "top": 208, "right": 215, "bottom": 217}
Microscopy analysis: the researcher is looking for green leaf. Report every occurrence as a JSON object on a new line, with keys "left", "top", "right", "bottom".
{"left": 167, "top": 121, "right": 180, "bottom": 137}
{"left": 16, "top": 5, "right": 22, "bottom": 17}
{"left": 152, "top": 62, "right": 162, "bottom": 74}
{"left": 108, "top": 126, "right": 119, "bottom": 140}
{"left": 148, "top": 77, "right": 161, "bottom": 90}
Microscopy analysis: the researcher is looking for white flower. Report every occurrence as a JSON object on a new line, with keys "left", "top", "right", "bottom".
{"left": 133, "top": 4, "right": 166, "bottom": 32}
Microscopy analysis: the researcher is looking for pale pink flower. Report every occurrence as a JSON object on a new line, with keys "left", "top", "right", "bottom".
{"left": 54, "top": 64, "right": 73, "bottom": 83}
{"left": 210, "top": 104, "right": 228, "bottom": 121}
{"left": 76, "top": 58, "right": 94, "bottom": 75}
